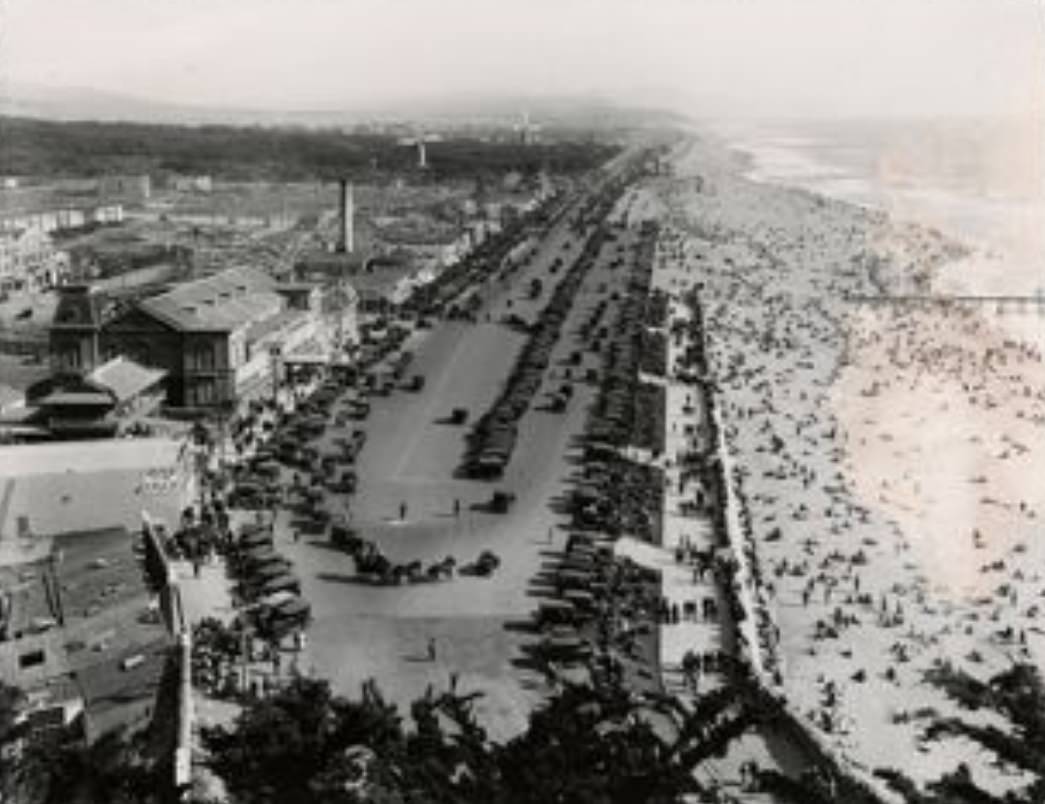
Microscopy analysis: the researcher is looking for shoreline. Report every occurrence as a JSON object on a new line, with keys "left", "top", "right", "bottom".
{"left": 654, "top": 132, "right": 1045, "bottom": 795}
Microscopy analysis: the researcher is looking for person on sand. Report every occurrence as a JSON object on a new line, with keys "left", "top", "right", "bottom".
{"left": 427, "top": 638, "right": 437, "bottom": 662}
{"left": 400, "top": 501, "right": 408, "bottom": 521}
{"left": 453, "top": 498, "right": 461, "bottom": 517}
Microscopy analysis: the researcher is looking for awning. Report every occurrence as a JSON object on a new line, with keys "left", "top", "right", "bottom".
{"left": 36, "top": 391, "right": 114, "bottom": 407}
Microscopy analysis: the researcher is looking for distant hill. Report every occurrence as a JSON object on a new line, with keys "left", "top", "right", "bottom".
{"left": 0, "top": 83, "right": 303, "bottom": 127}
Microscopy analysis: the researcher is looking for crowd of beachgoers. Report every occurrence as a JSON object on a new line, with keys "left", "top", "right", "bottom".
{"left": 649, "top": 136, "right": 1045, "bottom": 794}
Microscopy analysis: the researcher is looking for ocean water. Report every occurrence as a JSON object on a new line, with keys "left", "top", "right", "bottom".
{"left": 718, "top": 117, "right": 1045, "bottom": 317}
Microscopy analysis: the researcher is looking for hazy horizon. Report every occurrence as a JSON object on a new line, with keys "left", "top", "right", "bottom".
{"left": 2, "top": 0, "right": 1042, "bottom": 121}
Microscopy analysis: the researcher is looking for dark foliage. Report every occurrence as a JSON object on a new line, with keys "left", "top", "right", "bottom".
{"left": 202, "top": 668, "right": 772, "bottom": 804}
{"left": 876, "top": 662, "right": 1045, "bottom": 803}
{"left": 0, "top": 116, "right": 617, "bottom": 182}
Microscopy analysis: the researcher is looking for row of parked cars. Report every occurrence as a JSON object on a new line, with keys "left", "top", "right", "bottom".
{"left": 459, "top": 220, "right": 618, "bottom": 479}
{"left": 231, "top": 523, "right": 310, "bottom": 639}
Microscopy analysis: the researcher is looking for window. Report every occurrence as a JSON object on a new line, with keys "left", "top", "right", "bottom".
{"left": 192, "top": 343, "right": 214, "bottom": 371}
{"left": 194, "top": 379, "right": 215, "bottom": 405}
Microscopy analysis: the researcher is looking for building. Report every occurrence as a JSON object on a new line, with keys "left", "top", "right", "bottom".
{"left": 47, "top": 266, "right": 341, "bottom": 410}
{"left": 0, "top": 203, "right": 124, "bottom": 238}
{"left": 97, "top": 174, "right": 151, "bottom": 204}
{"left": 0, "top": 523, "right": 175, "bottom": 748}
{"left": 20, "top": 356, "right": 167, "bottom": 439}
{"left": 0, "top": 228, "right": 71, "bottom": 292}
{"left": 0, "top": 437, "right": 195, "bottom": 541}
{"left": 169, "top": 174, "right": 213, "bottom": 193}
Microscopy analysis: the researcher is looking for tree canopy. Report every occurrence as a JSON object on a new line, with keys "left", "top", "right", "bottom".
{"left": 202, "top": 667, "right": 770, "bottom": 804}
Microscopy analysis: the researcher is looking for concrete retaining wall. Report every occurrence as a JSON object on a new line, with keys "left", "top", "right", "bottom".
{"left": 141, "top": 513, "right": 194, "bottom": 793}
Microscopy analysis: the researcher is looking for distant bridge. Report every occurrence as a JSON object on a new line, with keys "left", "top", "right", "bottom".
{"left": 844, "top": 293, "right": 1045, "bottom": 314}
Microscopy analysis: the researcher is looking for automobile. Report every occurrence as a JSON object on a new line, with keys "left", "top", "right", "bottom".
{"left": 538, "top": 634, "right": 592, "bottom": 661}
{"left": 450, "top": 407, "right": 469, "bottom": 425}
{"left": 228, "top": 483, "right": 277, "bottom": 510}
{"left": 404, "top": 374, "right": 425, "bottom": 392}
{"left": 299, "top": 510, "right": 331, "bottom": 533}
{"left": 489, "top": 490, "right": 516, "bottom": 513}
{"left": 260, "top": 573, "right": 301, "bottom": 596}
{"left": 460, "top": 549, "right": 501, "bottom": 578}
{"left": 245, "top": 550, "right": 287, "bottom": 570}
{"left": 331, "top": 519, "right": 362, "bottom": 552}
{"left": 251, "top": 560, "right": 293, "bottom": 582}
{"left": 254, "top": 594, "right": 311, "bottom": 638}
{"left": 536, "top": 600, "right": 577, "bottom": 627}
{"left": 329, "top": 470, "right": 357, "bottom": 494}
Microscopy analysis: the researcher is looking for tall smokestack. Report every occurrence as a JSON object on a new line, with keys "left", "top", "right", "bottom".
{"left": 336, "top": 178, "right": 353, "bottom": 253}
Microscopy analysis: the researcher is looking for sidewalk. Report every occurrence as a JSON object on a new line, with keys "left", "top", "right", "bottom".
{"left": 659, "top": 295, "right": 732, "bottom": 697}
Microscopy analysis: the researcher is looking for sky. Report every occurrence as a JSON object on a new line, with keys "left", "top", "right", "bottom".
{"left": 1, "top": 0, "right": 1042, "bottom": 118}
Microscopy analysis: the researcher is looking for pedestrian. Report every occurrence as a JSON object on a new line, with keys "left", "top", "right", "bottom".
{"left": 193, "top": 557, "right": 201, "bottom": 579}
{"left": 454, "top": 498, "right": 461, "bottom": 517}
{"left": 400, "top": 501, "right": 407, "bottom": 521}
{"left": 427, "top": 638, "right": 437, "bottom": 662}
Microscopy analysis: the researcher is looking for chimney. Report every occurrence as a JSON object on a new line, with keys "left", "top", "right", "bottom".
{"left": 336, "top": 179, "right": 353, "bottom": 253}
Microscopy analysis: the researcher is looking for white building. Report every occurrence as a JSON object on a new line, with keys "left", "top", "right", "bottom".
{"left": 0, "top": 229, "right": 70, "bottom": 292}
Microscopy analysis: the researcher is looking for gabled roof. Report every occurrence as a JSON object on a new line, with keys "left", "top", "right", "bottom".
{"left": 136, "top": 266, "right": 281, "bottom": 332}
{"left": 89, "top": 357, "right": 166, "bottom": 403}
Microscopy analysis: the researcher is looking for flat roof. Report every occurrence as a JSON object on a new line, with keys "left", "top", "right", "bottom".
{"left": 0, "top": 437, "right": 188, "bottom": 478}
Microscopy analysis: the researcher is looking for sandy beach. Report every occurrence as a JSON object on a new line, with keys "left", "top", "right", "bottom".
{"left": 653, "top": 134, "right": 1045, "bottom": 793}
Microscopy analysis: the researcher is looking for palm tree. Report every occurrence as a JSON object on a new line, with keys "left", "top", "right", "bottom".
{"left": 873, "top": 662, "right": 1045, "bottom": 803}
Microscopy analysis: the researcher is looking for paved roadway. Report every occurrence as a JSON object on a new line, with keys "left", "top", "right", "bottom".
{"left": 272, "top": 183, "right": 654, "bottom": 739}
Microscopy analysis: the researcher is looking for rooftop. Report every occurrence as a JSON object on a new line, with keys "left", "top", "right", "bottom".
{"left": 0, "top": 384, "right": 25, "bottom": 409}
{"left": 90, "top": 357, "right": 166, "bottom": 404}
{"left": 137, "top": 265, "right": 281, "bottom": 332}
{"left": 0, "top": 526, "right": 171, "bottom": 742}
{"left": 0, "top": 436, "right": 187, "bottom": 478}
